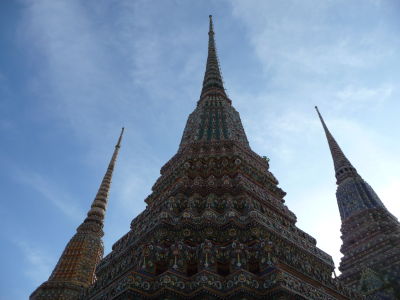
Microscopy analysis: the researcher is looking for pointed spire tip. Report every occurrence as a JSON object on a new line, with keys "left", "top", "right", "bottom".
{"left": 315, "top": 106, "right": 357, "bottom": 182}
{"left": 315, "top": 106, "right": 324, "bottom": 120}
{"left": 208, "top": 15, "right": 214, "bottom": 34}
{"left": 116, "top": 127, "right": 124, "bottom": 148}
{"left": 201, "top": 14, "right": 226, "bottom": 97}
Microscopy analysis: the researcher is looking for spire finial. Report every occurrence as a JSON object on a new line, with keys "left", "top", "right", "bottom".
{"left": 201, "top": 15, "right": 227, "bottom": 98}
{"left": 315, "top": 107, "right": 357, "bottom": 184}
{"left": 315, "top": 106, "right": 327, "bottom": 130}
{"left": 116, "top": 127, "right": 124, "bottom": 148}
{"left": 209, "top": 15, "right": 214, "bottom": 34}
{"left": 315, "top": 106, "right": 326, "bottom": 125}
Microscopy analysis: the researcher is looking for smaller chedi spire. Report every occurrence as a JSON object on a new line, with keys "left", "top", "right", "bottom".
{"left": 315, "top": 106, "right": 358, "bottom": 184}
{"left": 30, "top": 128, "right": 124, "bottom": 300}
{"left": 316, "top": 108, "right": 400, "bottom": 297}
{"left": 315, "top": 107, "right": 388, "bottom": 219}
{"left": 200, "top": 15, "right": 227, "bottom": 98}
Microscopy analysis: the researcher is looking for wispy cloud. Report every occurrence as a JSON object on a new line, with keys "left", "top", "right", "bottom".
{"left": 230, "top": 0, "right": 397, "bottom": 108}
{"left": 18, "top": 0, "right": 203, "bottom": 143}
{"left": 14, "top": 239, "right": 53, "bottom": 285}
{"left": 0, "top": 71, "right": 15, "bottom": 131}
{"left": 12, "top": 168, "right": 83, "bottom": 222}
{"left": 19, "top": 0, "right": 128, "bottom": 134}
{"left": 336, "top": 84, "right": 393, "bottom": 109}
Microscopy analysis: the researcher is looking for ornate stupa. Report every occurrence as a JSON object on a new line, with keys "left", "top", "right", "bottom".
{"left": 30, "top": 128, "right": 124, "bottom": 300}
{"left": 316, "top": 107, "right": 400, "bottom": 299}
{"left": 31, "top": 16, "right": 361, "bottom": 300}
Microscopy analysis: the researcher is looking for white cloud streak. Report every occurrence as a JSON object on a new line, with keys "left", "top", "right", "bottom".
{"left": 14, "top": 239, "right": 53, "bottom": 285}
{"left": 12, "top": 168, "right": 83, "bottom": 222}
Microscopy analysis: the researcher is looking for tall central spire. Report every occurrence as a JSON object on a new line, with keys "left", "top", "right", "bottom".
{"left": 200, "top": 15, "right": 226, "bottom": 98}
{"left": 179, "top": 16, "right": 249, "bottom": 149}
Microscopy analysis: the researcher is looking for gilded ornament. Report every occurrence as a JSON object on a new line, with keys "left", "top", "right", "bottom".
{"left": 229, "top": 228, "right": 237, "bottom": 237}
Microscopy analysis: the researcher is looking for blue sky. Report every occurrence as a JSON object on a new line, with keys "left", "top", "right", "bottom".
{"left": 1, "top": 0, "right": 400, "bottom": 299}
